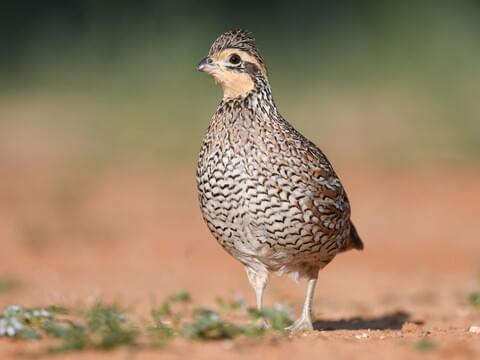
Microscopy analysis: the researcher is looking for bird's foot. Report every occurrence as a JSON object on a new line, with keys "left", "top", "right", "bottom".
{"left": 285, "top": 316, "right": 313, "bottom": 332}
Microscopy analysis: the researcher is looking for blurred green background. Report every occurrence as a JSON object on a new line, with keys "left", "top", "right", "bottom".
{"left": 1, "top": 0, "right": 479, "bottom": 172}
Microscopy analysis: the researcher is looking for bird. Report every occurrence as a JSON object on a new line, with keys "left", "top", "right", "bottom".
{"left": 196, "top": 29, "right": 364, "bottom": 331}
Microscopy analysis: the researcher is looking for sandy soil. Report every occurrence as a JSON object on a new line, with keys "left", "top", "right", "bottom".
{"left": 1, "top": 159, "right": 480, "bottom": 359}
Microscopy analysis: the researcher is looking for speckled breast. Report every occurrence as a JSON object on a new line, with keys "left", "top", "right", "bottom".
{"left": 196, "top": 117, "right": 349, "bottom": 272}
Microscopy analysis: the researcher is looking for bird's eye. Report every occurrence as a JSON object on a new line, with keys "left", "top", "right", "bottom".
{"left": 229, "top": 54, "right": 241, "bottom": 65}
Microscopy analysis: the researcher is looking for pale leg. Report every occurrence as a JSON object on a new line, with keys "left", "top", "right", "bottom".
{"left": 245, "top": 266, "right": 269, "bottom": 326}
{"left": 285, "top": 277, "right": 317, "bottom": 331}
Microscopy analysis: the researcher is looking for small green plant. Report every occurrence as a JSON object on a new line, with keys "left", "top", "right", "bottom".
{"left": 147, "top": 298, "right": 178, "bottom": 346}
{"left": 145, "top": 321, "right": 175, "bottom": 347}
{"left": 468, "top": 292, "right": 480, "bottom": 309}
{"left": 0, "top": 302, "right": 137, "bottom": 353}
{"left": 0, "top": 304, "right": 65, "bottom": 339}
{"left": 216, "top": 297, "right": 245, "bottom": 311}
{"left": 0, "top": 292, "right": 293, "bottom": 353}
{"left": 168, "top": 290, "right": 191, "bottom": 303}
{"left": 0, "top": 277, "right": 20, "bottom": 294}
{"left": 183, "top": 308, "right": 242, "bottom": 340}
{"left": 414, "top": 339, "right": 437, "bottom": 352}
{"left": 147, "top": 292, "right": 292, "bottom": 342}
{"left": 83, "top": 303, "right": 138, "bottom": 350}
{"left": 43, "top": 320, "right": 88, "bottom": 352}
{"left": 247, "top": 306, "right": 292, "bottom": 331}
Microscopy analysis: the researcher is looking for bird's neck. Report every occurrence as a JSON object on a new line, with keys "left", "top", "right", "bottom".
{"left": 217, "top": 78, "right": 277, "bottom": 115}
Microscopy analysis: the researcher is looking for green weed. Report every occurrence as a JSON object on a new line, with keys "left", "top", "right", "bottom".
{"left": 183, "top": 308, "right": 242, "bottom": 340}
{"left": 468, "top": 292, "right": 480, "bottom": 309}
{"left": 0, "top": 277, "right": 20, "bottom": 294}
{"left": 0, "top": 292, "right": 293, "bottom": 353}
{"left": 414, "top": 339, "right": 437, "bottom": 352}
{"left": 0, "top": 303, "right": 137, "bottom": 353}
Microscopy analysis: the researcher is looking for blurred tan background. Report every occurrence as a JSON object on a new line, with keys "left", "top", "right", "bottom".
{"left": 1, "top": 1, "right": 480, "bottom": 358}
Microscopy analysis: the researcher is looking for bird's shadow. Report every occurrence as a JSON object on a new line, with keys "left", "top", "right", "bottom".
{"left": 313, "top": 310, "right": 416, "bottom": 331}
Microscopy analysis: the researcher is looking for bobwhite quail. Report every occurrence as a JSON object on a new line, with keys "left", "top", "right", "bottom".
{"left": 196, "top": 29, "right": 364, "bottom": 331}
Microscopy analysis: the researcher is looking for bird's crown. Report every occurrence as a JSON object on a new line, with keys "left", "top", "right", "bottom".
{"left": 208, "top": 28, "right": 265, "bottom": 69}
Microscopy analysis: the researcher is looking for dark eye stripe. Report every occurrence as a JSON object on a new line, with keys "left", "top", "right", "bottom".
{"left": 244, "top": 61, "right": 260, "bottom": 75}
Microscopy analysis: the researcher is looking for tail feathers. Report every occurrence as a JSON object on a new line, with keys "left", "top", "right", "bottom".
{"left": 341, "top": 221, "right": 364, "bottom": 252}
{"left": 349, "top": 222, "right": 364, "bottom": 250}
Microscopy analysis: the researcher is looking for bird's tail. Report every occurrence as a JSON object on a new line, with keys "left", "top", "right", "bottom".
{"left": 341, "top": 221, "right": 364, "bottom": 252}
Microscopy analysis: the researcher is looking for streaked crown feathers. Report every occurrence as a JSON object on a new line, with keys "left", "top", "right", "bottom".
{"left": 209, "top": 28, "right": 265, "bottom": 70}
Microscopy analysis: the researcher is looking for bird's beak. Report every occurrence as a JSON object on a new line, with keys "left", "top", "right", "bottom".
{"left": 197, "top": 56, "right": 214, "bottom": 72}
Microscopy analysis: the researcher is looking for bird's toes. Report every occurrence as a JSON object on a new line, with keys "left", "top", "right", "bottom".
{"left": 285, "top": 317, "right": 314, "bottom": 332}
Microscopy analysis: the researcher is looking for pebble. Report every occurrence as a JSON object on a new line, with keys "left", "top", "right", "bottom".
{"left": 401, "top": 322, "right": 422, "bottom": 336}
{"left": 355, "top": 333, "right": 368, "bottom": 339}
{"left": 469, "top": 325, "right": 480, "bottom": 334}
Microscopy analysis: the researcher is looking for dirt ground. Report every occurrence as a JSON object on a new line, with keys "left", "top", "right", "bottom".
{"left": 1, "top": 156, "right": 480, "bottom": 359}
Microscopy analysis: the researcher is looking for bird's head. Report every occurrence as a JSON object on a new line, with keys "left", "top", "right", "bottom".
{"left": 197, "top": 29, "right": 268, "bottom": 100}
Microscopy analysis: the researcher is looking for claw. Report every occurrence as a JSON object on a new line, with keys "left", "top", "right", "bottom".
{"left": 285, "top": 317, "right": 313, "bottom": 332}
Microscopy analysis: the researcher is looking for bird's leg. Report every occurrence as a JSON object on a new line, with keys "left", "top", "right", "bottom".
{"left": 285, "top": 276, "right": 318, "bottom": 331}
{"left": 245, "top": 266, "right": 269, "bottom": 327}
